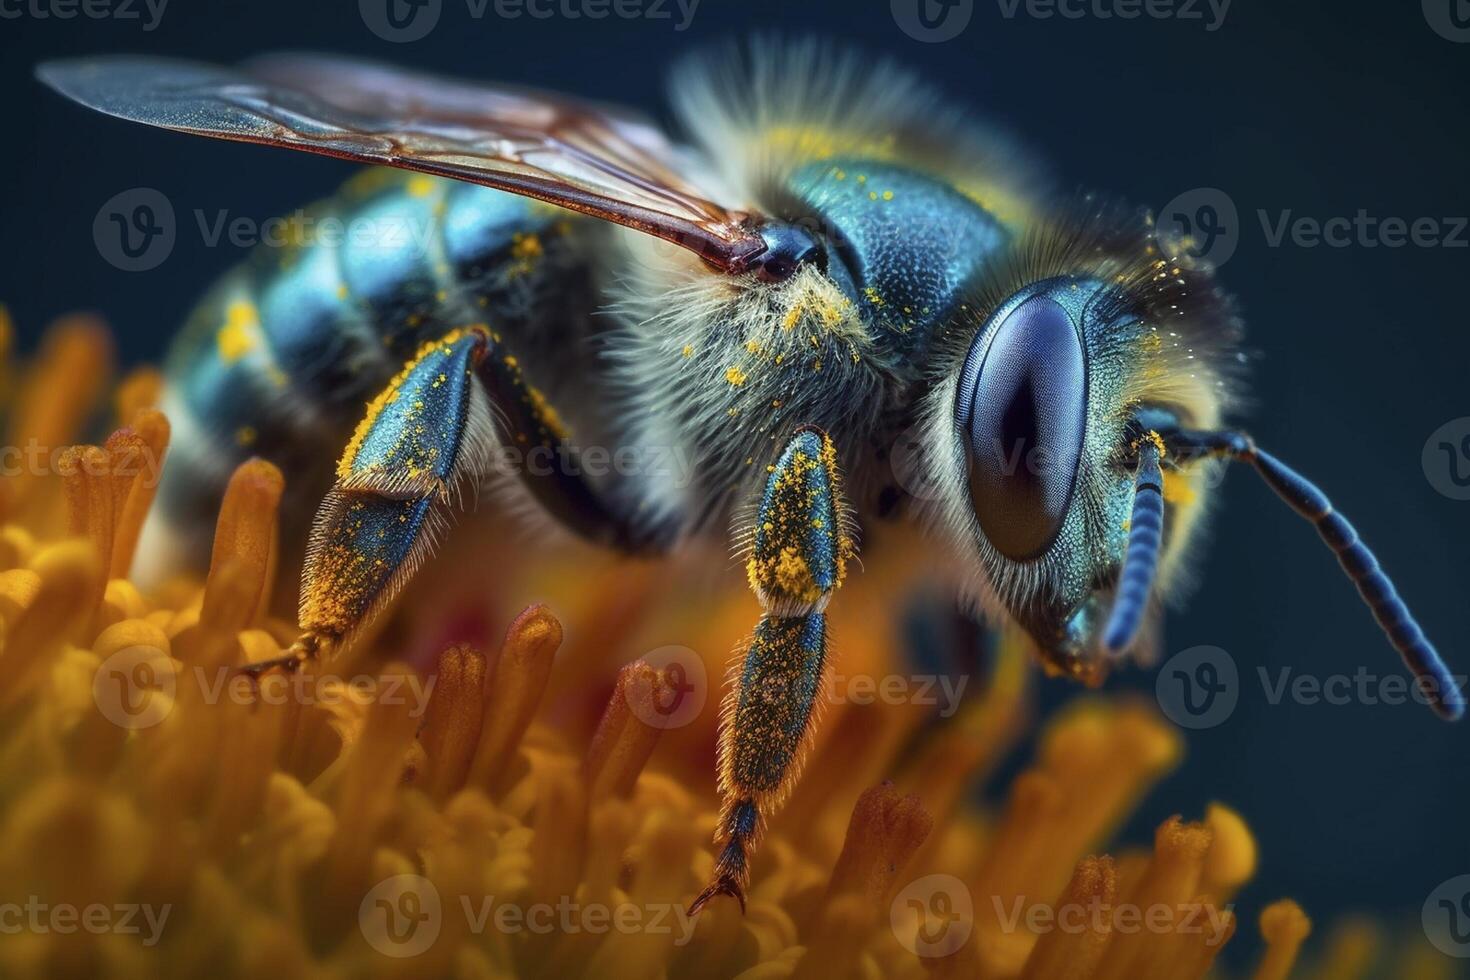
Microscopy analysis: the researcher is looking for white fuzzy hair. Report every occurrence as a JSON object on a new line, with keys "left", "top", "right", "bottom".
{"left": 604, "top": 226, "right": 885, "bottom": 530}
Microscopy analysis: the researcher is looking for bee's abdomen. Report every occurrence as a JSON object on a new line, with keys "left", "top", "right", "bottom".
{"left": 147, "top": 170, "right": 588, "bottom": 571}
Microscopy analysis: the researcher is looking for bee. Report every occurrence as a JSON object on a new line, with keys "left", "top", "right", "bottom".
{"left": 38, "top": 41, "right": 1462, "bottom": 913}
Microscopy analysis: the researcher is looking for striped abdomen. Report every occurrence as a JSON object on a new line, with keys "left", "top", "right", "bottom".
{"left": 146, "top": 169, "right": 597, "bottom": 571}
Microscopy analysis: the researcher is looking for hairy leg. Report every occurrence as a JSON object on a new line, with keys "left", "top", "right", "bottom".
{"left": 691, "top": 426, "right": 856, "bottom": 913}
{"left": 278, "top": 326, "right": 500, "bottom": 668}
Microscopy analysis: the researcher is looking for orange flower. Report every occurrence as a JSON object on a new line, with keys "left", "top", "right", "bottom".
{"left": 0, "top": 312, "right": 1448, "bottom": 978}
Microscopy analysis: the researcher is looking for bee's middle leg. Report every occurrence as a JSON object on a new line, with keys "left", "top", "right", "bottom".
{"left": 691, "top": 426, "right": 855, "bottom": 913}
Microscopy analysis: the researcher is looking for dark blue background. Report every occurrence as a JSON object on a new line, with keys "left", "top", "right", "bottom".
{"left": 3, "top": 0, "right": 1468, "bottom": 965}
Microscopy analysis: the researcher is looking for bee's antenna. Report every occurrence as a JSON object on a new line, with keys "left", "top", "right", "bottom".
{"left": 1164, "top": 427, "right": 1465, "bottom": 721}
{"left": 1103, "top": 436, "right": 1166, "bottom": 654}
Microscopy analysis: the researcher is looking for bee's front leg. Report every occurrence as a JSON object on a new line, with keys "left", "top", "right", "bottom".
{"left": 691, "top": 426, "right": 856, "bottom": 914}
{"left": 249, "top": 326, "right": 499, "bottom": 675}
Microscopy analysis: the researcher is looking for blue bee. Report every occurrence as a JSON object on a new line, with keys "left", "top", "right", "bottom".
{"left": 38, "top": 40, "right": 1462, "bottom": 913}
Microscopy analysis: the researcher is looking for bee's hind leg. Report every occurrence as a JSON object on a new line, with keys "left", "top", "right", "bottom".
{"left": 690, "top": 426, "right": 856, "bottom": 914}
{"left": 255, "top": 325, "right": 503, "bottom": 674}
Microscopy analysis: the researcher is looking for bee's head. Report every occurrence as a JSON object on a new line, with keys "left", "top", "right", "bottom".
{"left": 912, "top": 208, "right": 1462, "bottom": 720}
{"left": 946, "top": 274, "right": 1225, "bottom": 681}
{"left": 914, "top": 208, "right": 1243, "bottom": 682}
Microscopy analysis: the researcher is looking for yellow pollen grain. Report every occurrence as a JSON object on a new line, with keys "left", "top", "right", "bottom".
{"left": 725, "top": 366, "right": 747, "bottom": 387}
{"left": 526, "top": 387, "right": 569, "bottom": 442}
{"left": 216, "top": 300, "right": 262, "bottom": 363}
{"left": 681, "top": 344, "right": 694, "bottom": 358}
{"left": 772, "top": 548, "right": 817, "bottom": 600}
{"left": 1163, "top": 471, "right": 1197, "bottom": 506}
{"left": 511, "top": 233, "right": 543, "bottom": 260}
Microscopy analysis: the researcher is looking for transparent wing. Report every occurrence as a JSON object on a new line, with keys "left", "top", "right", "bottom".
{"left": 37, "top": 53, "right": 768, "bottom": 272}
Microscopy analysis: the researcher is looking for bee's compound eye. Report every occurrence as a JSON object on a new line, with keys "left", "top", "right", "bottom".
{"left": 956, "top": 294, "right": 1087, "bottom": 561}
